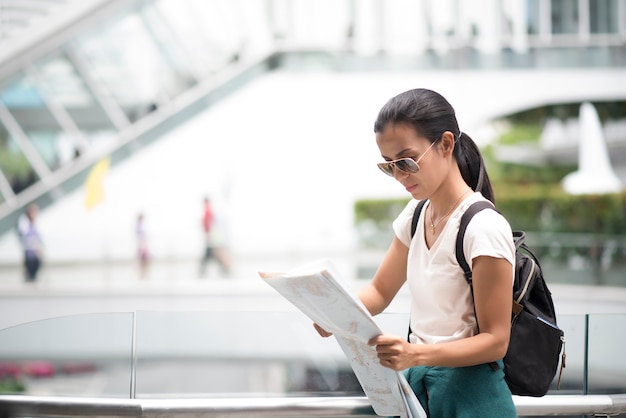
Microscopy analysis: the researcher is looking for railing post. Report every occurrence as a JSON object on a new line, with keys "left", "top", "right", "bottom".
{"left": 584, "top": 313, "right": 589, "bottom": 395}
{"left": 130, "top": 311, "right": 137, "bottom": 399}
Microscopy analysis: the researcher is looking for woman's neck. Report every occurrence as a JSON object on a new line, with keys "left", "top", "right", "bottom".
{"left": 429, "top": 185, "right": 472, "bottom": 219}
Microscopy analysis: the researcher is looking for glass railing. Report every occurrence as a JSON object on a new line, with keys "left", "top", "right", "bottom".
{"left": 1, "top": 311, "right": 625, "bottom": 400}
{"left": 0, "top": 312, "right": 134, "bottom": 398}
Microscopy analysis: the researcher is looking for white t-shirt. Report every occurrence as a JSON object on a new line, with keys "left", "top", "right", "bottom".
{"left": 393, "top": 192, "right": 515, "bottom": 346}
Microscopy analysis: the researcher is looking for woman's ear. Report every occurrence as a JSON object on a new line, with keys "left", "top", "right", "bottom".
{"left": 440, "top": 131, "right": 456, "bottom": 155}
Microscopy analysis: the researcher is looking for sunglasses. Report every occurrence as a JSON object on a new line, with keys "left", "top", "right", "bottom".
{"left": 377, "top": 139, "right": 439, "bottom": 177}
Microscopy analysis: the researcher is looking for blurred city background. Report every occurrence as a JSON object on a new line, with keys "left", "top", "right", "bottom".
{"left": 0, "top": 0, "right": 625, "bottom": 415}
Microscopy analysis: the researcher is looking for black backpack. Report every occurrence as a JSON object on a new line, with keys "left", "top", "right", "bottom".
{"left": 411, "top": 199, "right": 566, "bottom": 397}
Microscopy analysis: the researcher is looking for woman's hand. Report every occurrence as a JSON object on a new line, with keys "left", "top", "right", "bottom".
{"left": 369, "top": 334, "right": 417, "bottom": 371}
{"left": 313, "top": 323, "right": 333, "bottom": 338}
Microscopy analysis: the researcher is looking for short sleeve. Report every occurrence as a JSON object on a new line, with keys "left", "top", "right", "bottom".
{"left": 463, "top": 209, "right": 515, "bottom": 272}
{"left": 392, "top": 199, "right": 421, "bottom": 247}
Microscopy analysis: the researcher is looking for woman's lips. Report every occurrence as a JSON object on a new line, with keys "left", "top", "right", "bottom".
{"left": 405, "top": 184, "right": 417, "bottom": 192}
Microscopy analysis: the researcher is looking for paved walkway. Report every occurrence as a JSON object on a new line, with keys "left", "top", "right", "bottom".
{"left": 1, "top": 257, "right": 626, "bottom": 332}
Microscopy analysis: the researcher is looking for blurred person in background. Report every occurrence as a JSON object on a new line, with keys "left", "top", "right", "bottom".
{"left": 136, "top": 212, "right": 150, "bottom": 278}
{"left": 17, "top": 204, "right": 44, "bottom": 282}
{"left": 199, "top": 196, "right": 231, "bottom": 278}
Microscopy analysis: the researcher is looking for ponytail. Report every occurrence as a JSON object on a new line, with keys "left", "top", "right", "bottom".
{"left": 455, "top": 132, "right": 495, "bottom": 204}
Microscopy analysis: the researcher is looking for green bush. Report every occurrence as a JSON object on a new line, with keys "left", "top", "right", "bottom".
{"left": 0, "top": 149, "right": 31, "bottom": 180}
{"left": 497, "top": 123, "right": 542, "bottom": 145}
{"left": 495, "top": 192, "right": 626, "bottom": 234}
{"left": 354, "top": 198, "right": 409, "bottom": 229}
{"left": 0, "top": 378, "right": 25, "bottom": 393}
{"left": 354, "top": 193, "right": 626, "bottom": 238}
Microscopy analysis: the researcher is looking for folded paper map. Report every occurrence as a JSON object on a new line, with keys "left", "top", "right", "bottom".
{"left": 259, "top": 259, "right": 426, "bottom": 418}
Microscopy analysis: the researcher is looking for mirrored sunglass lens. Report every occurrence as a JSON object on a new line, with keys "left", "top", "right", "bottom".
{"left": 378, "top": 163, "right": 394, "bottom": 176}
{"left": 395, "top": 159, "right": 418, "bottom": 173}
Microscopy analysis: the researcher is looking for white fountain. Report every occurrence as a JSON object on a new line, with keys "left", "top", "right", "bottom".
{"left": 561, "top": 102, "right": 623, "bottom": 195}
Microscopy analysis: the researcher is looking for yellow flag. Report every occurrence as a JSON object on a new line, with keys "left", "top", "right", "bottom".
{"left": 84, "top": 158, "right": 110, "bottom": 211}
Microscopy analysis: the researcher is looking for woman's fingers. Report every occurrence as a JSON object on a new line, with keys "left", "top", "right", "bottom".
{"left": 313, "top": 323, "right": 333, "bottom": 337}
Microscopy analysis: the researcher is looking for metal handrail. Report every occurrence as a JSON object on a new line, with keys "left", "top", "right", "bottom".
{"left": 1, "top": 394, "right": 626, "bottom": 417}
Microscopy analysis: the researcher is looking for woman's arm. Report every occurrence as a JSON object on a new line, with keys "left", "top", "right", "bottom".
{"left": 358, "top": 236, "right": 409, "bottom": 316}
{"left": 370, "top": 255, "right": 512, "bottom": 370}
{"left": 469, "top": 255, "right": 514, "bottom": 359}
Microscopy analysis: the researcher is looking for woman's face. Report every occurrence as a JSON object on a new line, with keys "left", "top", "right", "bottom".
{"left": 375, "top": 123, "right": 442, "bottom": 200}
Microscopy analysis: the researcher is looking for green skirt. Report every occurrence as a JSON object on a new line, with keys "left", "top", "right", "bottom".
{"left": 399, "top": 360, "right": 517, "bottom": 418}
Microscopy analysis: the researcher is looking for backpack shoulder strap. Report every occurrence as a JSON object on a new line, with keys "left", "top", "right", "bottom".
{"left": 457, "top": 200, "right": 503, "bottom": 372}
{"left": 407, "top": 199, "right": 428, "bottom": 342}
{"left": 411, "top": 199, "right": 428, "bottom": 238}
{"left": 456, "top": 201, "right": 497, "bottom": 285}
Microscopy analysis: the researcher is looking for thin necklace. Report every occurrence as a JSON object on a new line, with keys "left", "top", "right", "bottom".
{"left": 429, "top": 188, "right": 472, "bottom": 234}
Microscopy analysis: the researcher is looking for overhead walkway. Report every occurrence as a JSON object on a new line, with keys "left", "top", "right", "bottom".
{"left": 0, "top": 50, "right": 276, "bottom": 234}
{"left": 0, "top": 0, "right": 282, "bottom": 235}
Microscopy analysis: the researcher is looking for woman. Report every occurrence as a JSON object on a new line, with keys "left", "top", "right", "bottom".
{"left": 315, "top": 88, "right": 517, "bottom": 417}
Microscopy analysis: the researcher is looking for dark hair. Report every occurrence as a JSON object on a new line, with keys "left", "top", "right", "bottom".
{"left": 373, "top": 88, "right": 494, "bottom": 203}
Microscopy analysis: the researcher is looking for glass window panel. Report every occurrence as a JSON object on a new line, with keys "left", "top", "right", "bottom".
{"left": 1, "top": 73, "right": 65, "bottom": 171}
{"left": 551, "top": 0, "right": 579, "bottom": 34}
{"left": 289, "top": 0, "right": 351, "bottom": 47}
{"left": 0, "top": 313, "right": 134, "bottom": 397}
{"left": 0, "top": 120, "right": 39, "bottom": 194}
{"left": 76, "top": 12, "right": 190, "bottom": 123}
{"left": 138, "top": 5, "right": 198, "bottom": 86}
{"left": 587, "top": 314, "right": 626, "bottom": 393}
{"left": 154, "top": 0, "right": 245, "bottom": 75}
{"left": 500, "top": 0, "right": 514, "bottom": 37}
{"left": 36, "top": 54, "right": 93, "bottom": 108}
{"left": 526, "top": 0, "right": 541, "bottom": 34}
{"left": 36, "top": 53, "right": 118, "bottom": 157}
{"left": 589, "top": 0, "right": 619, "bottom": 33}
